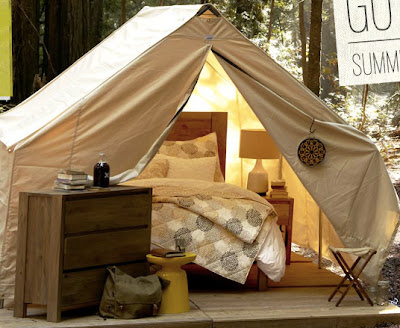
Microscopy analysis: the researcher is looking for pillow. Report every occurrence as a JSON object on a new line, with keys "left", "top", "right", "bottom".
{"left": 137, "top": 158, "right": 169, "bottom": 179}
{"left": 158, "top": 132, "right": 224, "bottom": 182}
{"left": 163, "top": 156, "right": 216, "bottom": 181}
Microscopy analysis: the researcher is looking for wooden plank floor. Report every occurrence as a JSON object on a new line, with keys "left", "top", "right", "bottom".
{"left": 1, "top": 253, "right": 399, "bottom": 328}
{"left": 268, "top": 252, "right": 344, "bottom": 287}
{"left": 0, "top": 303, "right": 211, "bottom": 328}
{"left": 185, "top": 252, "right": 344, "bottom": 290}
{"left": 1, "top": 288, "right": 399, "bottom": 328}
{"left": 191, "top": 288, "right": 400, "bottom": 328}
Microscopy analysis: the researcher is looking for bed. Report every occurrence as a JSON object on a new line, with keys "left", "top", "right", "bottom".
{"left": 122, "top": 112, "right": 286, "bottom": 289}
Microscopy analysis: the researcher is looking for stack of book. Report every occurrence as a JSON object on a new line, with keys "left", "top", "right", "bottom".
{"left": 269, "top": 180, "right": 288, "bottom": 198}
{"left": 53, "top": 169, "right": 89, "bottom": 190}
{"left": 151, "top": 248, "right": 185, "bottom": 258}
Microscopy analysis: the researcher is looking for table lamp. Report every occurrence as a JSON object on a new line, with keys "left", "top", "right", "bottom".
{"left": 239, "top": 129, "right": 280, "bottom": 194}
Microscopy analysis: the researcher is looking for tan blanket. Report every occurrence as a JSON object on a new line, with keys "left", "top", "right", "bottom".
{"left": 122, "top": 178, "right": 277, "bottom": 283}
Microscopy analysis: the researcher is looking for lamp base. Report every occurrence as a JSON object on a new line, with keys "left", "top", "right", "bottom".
{"left": 247, "top": 159, "right": 269, "bottom": 194}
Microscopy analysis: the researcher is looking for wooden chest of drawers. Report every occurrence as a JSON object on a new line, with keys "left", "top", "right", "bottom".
{"left": 14, "top": 186, "right": 152, "bottom": 322}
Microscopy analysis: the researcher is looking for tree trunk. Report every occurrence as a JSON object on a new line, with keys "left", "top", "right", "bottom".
{"left": 358, "top": 84, "right": 369, "bottom": 132}
{"left": 266, "top": 0, "right": 275, "bottom": 46}
{"left": 63, "top": 1, "right": 90, "bottom": 69}
{"left": 306, "top": 0, "right": 323, "bottom": 96}
{"left": 12, "top": 0, "right": 40, "bottom": 103}
{"left": 44, "top": 0, "right": 60, "bottom": 80}
{"left": 89, "top": 0, "right": 103, "bottom": 47}
{"left": 299, "top": 0, "right": 308, "bottom": 84}
{"left": 44, "top": 0, "right": 103, "bottom": 81}
{"left": 121, "top": 0, "right": 126, "bottom": 24}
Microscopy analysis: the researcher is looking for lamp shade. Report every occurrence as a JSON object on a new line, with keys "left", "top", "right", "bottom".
{"left": 239, "top": 129, "right": 280, "bottom": 159}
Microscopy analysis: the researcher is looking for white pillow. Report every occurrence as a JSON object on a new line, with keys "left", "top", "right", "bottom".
{"left": 158, "top": 132, "right": 224, "bottom": 182}
{"left": 163, "top": 156, "right": 216, "bottom": 181}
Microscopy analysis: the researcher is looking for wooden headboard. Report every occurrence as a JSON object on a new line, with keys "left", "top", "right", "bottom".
{"left": 166, "top": 112, "right": 227, "bottom": 178}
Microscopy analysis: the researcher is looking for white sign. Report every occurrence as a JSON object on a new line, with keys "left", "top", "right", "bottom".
{"left": 333, "top": 0, "right": 400, "bottom": 86}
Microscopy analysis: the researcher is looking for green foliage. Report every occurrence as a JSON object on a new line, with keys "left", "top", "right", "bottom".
{"left": 102, "top": 0, "right": 206, "bottom": 38}
{"left": 217, "top": 0, "right": 267, "bottom": 39}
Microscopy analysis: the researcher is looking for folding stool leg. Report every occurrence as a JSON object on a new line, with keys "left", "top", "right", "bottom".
{"left": 328, "top": 251, "right": 347, "bottom": 301}
{"left": 334, "top": 255, "right": 363, "bottom": 306}
{"left": 328, "top": 251, "right": 363, "bottom": 302}
{"left": 339, "top": 251, "right": 376, "bottom": 306}
{"left": 337, "top": 253, "right": 365, "bottom": 301}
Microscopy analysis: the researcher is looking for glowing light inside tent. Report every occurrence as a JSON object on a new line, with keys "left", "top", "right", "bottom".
{"left": 185, "top": 52, "right": 280, "bottom": 187}
{"left": 184, "top": 52, "right": 342, "bottom": 267}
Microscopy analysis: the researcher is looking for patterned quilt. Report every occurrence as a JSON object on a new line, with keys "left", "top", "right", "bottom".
{"left": 122, "top": 178, "right": 277, "bottom": 283}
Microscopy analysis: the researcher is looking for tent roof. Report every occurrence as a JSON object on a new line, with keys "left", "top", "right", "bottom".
{"left": 0, "top": 3, "right": 347, "bottom": 150}
{"left": 0, "top": 4, "right": 207, "bottom": 150}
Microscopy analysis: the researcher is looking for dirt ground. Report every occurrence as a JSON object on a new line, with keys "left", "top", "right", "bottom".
{"left": 381, "top": 138, "right": 400, "bottom": 311}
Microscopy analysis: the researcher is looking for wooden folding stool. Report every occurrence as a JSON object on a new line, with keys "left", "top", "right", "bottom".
{"left": 328, "top": 246, "right": 377, "bottom": 307}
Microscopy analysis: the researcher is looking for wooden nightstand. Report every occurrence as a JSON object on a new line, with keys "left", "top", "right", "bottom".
{"left": 14, "top": 186, "right": 152, "bottom": 322}
{"left": 266, "top": 196, "right": 294, "bottom": 266}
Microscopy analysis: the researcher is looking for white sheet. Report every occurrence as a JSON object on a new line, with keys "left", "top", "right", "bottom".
{"left": 256, "top": 222, "right": 286, "bottom": 281}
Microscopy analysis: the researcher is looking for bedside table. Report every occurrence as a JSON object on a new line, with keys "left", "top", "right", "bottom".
{"left": 266, "top": 197, "right": 294, "bottom": 265}
{"left": 14, "top": 186, "right": 152, "bottom": 322}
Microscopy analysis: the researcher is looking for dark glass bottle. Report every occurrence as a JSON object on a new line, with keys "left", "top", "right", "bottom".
{"left": 93, "top": 153, "right": 110, "bottom": 188}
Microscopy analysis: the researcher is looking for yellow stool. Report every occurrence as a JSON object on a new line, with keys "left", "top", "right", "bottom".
{"left": 146, "top": 252, "right": 196, "bottom": 314}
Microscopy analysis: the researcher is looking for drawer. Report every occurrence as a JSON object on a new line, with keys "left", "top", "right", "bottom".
{"left": 273, "top": 203, "right": 290, "bottom": 226}
{"left": 63, "top": 228, "right": 150, "bottom": 270}
{"left": 61, "top": 262, "right": 149, "bottom": 306}
{"left": 64, "top": 194, "right": 151, "bottom": 234}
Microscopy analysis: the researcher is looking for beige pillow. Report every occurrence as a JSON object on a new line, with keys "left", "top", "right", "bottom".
{"left": 137, "top": 158, "right": 169, "bottom": 179}
{"left": 158, "top": 132, "right": 224, "bottom": 182}
{"left": 163, "top": 156, "right": 216, "bottom": 181}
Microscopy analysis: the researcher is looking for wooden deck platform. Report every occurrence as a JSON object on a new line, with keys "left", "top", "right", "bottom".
{"left": 2, "top": 253, "right": 399, "bottom": 328}
{"left": 1, "top": 288, "right": 399, "bottom": 328}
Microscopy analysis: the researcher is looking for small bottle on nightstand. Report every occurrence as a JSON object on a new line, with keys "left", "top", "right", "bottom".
{"left": 93, "top": 153, "right": 110, "bottom": 188}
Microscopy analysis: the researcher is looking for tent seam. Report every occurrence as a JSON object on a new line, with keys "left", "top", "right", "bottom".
{"left": 0, "top": 151, "right": 16, "bottom": 298}
{"left": 68, "top": 105, "right": 84, "bottom": 169}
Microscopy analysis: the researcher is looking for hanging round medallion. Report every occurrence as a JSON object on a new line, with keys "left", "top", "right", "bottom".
{"left": 298, "top": 138, "right": 326, "bottom": 166}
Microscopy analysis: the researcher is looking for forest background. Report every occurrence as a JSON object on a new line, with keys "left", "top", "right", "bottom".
{"left": 2, "top": 0, "right": 400, "bottom": 191}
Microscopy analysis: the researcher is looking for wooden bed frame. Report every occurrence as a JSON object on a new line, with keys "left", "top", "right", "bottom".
{"left": 167, "top": 111, "right": 268, "bottom": 291}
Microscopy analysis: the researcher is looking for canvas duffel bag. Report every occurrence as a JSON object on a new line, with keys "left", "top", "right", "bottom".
{"left": 99, "top": 266, "right": 165, "bottom": 319}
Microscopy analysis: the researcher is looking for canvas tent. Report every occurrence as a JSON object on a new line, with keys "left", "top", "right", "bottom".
{"left": 0, "top": 4, "right": 398, "bottom": 302}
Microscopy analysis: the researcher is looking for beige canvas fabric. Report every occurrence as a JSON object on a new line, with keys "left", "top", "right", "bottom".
{"left": 329, "top": 246, "right": 374, "bottom": 258}
{"left": 0, "top": 4, "right": 398, "bottom": 301}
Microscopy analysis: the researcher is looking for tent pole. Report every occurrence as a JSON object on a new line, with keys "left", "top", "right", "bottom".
{"left": 318, "top": 208, "right": 323, "bottom": 269}
{"left": 279, "top": 154, "right": 282, "bottom": 180}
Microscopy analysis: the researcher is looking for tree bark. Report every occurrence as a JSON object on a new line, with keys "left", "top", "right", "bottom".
{"left": 44, "top": 0, "right": 60, "bottom": 80}
{"left": 299, "top": 0, "right": 308, "bottom": 84}
{"left": 306, "top": 0, "right": 323, "bottom": 96}
{"left": 44, "top": 0, "right": 103, "bottom": 81}
{"left": 12, "top": 0, "right": 40, "bottom": 103}
{"left": 358, "top": 84, "right": 369, "bottom": 131}
{"left": 266, "top": 0, "right": 275, "bottom": 46}
{"left": 121, "top": 0, "right": 126, "bottom": 24}
{"left": 89, "top": 0, "right": 103, "bottom": 47}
